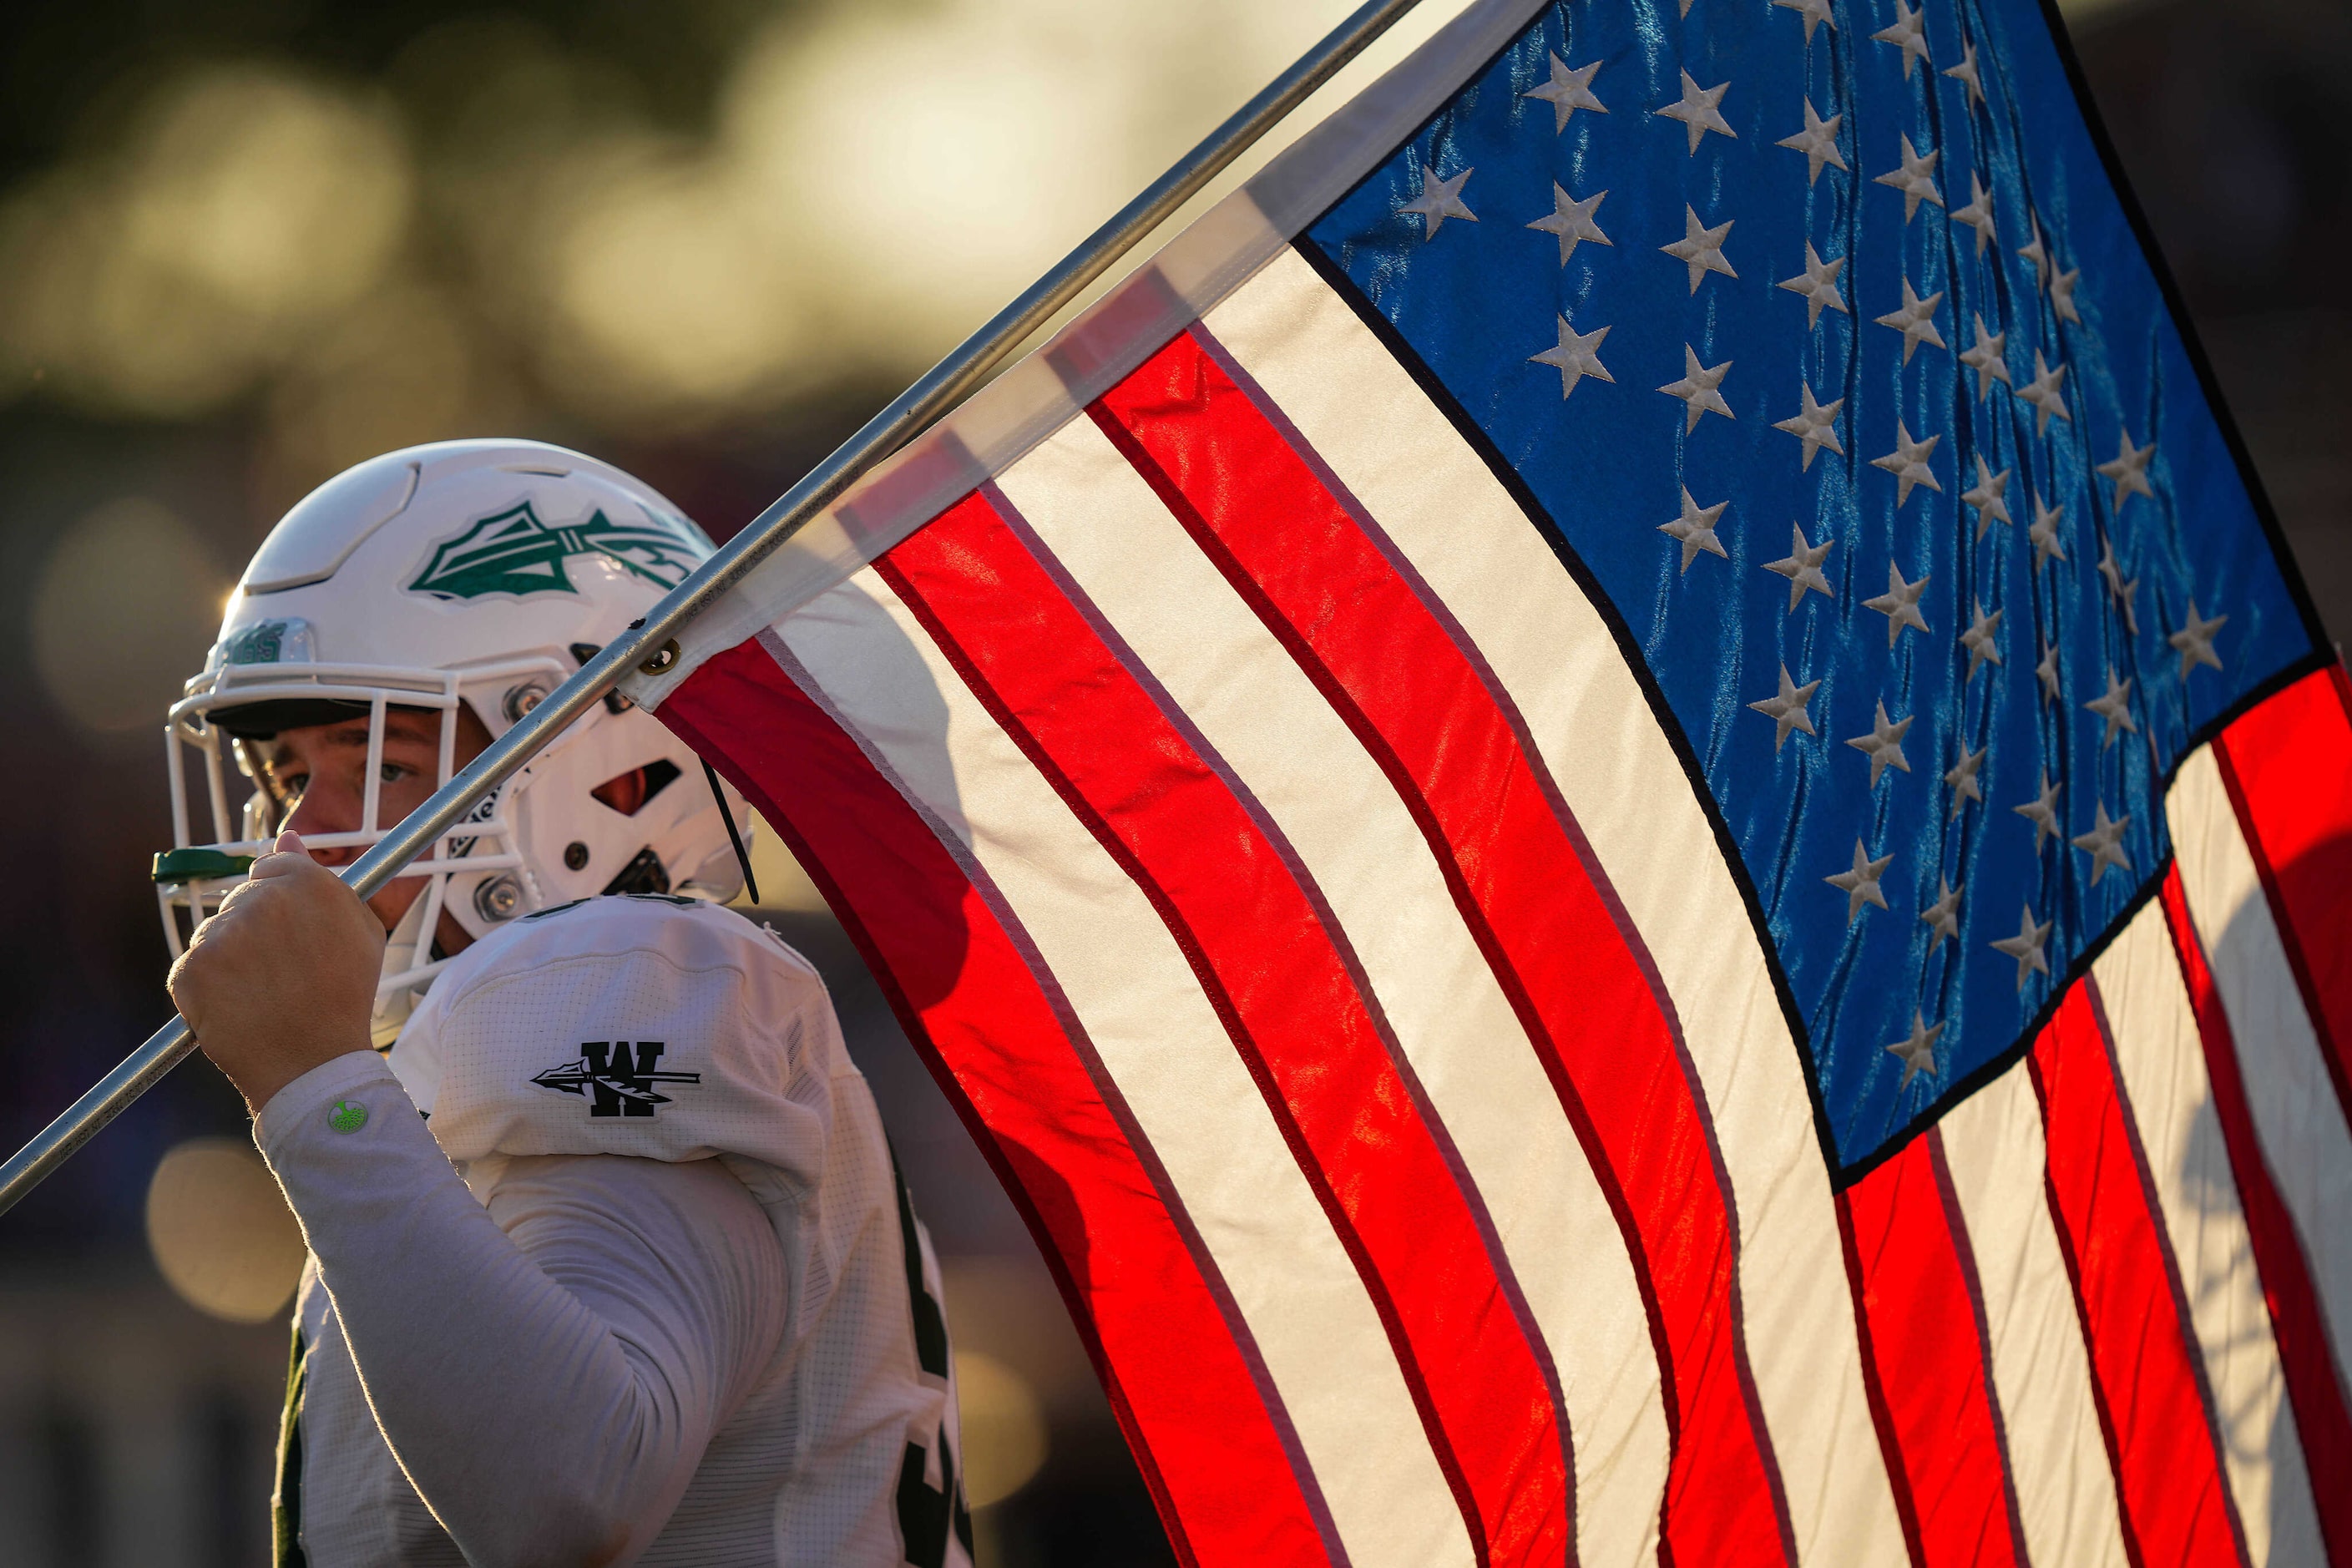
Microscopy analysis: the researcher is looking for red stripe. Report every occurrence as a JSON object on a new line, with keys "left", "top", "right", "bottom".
{"left": 1839, "top": 1130, "right": 2027, "bottom": 1568}
{"left": 1092, "top": 327, "right": 1790, "bottom": 1566}
{"left": 877, "top": 490, "right": 1573, "bottom": 1568}
{"left": 657, "top": 636, "right": 1338, "bottom": 1568}
{"left": 2160, "top": 868, "right": 2352, "bottom": 1565}
{"left": 2030, "top": 982, "right": 2248, "bottom": 1568}
{"left": 2210, "top": 663, "right": 2352, "bottom": 1128}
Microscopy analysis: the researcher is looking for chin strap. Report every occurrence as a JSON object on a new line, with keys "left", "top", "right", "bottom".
{"left": 702, "top": 760, "right": 759, "bottom": 907}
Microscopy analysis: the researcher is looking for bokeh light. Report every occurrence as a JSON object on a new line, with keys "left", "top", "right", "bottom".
{"left": 33, "top": 498, "right": 230, "bottom": 734}
{"left": 954, "top": 1349, "right": 1050, "bottom": 1508}
{"left": 144, "top": 1136, "right": 306, "bottom": 1324}
{"left": 0, "top": 0, "right": 1448, "bottom": 442}
{"left": 0, "top": 67, "right": 412, "bottom": 418}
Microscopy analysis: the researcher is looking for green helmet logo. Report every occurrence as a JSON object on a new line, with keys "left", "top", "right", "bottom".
{"left": 407, "top": 502, "right": 702, "bottom": 602}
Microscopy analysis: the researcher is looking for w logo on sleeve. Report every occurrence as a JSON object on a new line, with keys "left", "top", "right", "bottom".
{"left": 530, "top": 1041, "right": 701, "bottom": 1118}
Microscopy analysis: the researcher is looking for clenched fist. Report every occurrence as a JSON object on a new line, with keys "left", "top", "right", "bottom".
{"left": 169, "top": 830, "right": 387, "bottom": 1114}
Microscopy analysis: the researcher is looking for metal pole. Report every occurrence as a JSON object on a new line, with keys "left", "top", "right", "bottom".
{"left": 0, "top": 0, "right": 1426, "bottom": 1217}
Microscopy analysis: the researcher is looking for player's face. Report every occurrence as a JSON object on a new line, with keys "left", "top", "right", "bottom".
{"left": 259, "top": 706, "right": 491, "bottom": 944}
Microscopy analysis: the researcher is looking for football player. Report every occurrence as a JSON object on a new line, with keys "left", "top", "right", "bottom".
{"left": 160, "top": 440, "right": 973, "bottom": 1566}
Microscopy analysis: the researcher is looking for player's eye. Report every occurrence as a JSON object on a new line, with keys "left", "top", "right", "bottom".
{"left": 379, "top": 762, "right": 412, "bottom": 785}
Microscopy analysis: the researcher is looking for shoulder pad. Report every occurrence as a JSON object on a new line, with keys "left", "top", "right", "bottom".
{"left": 387, "top": 895, "right": 842, "bottom": 1181}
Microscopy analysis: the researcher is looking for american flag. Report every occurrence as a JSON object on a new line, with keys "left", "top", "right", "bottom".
{"left": 630, "top": 0, "right": 2352, "bottom": 1561}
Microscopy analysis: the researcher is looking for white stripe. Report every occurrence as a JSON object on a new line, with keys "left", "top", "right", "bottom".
{"left": 773, "top": 571, "right": 1475, "bottom": 1568}
{"left": 2170, "top": 744, "right": 2352, "bottom": 1381}
{"left": 1936, "top": 1069, "right": 2133, "bottom": 1568}
{"left": 994, "top": 417, "right": 1669, "bottom": 1567}
{"left": 1204, "top": 244, "right": 1908, "bottom": 1566}
{"left": 2092, "top": 898, "right": 2321, "bottom": 1566}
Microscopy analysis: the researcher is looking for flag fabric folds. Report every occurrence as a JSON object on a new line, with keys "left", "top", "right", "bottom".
{"left": 626, "top": 0, "right": 2352, "bottom": 1562}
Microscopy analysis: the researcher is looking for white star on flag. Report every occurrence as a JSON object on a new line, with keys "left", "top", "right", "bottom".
{"left": 1778, "top": 99, "right": 1847, "bottom": 185}
{"left": 1748, "top": 664, "right": 1822, "bottom": 749}
{"left": 2170, "top": 601, "right": 2228, "bottom": 676}
{"left": 2019, "top": 215, "right": 2053, "bottom": 289}
{"left": 1992, "top": 903, "right": 2055, "bottom": 989}
{"left": 1874, "top": 279, "right": 1947, "bottom": 362}
{"left": 1874, "top": 134, "right": 1945, "bottom": 222}
{"left": 1773, "top": 385, "right": 1844, "bottom": 468}
{"left": 1528, "top": 314, "right": 1613, "bottom": 398}
{"left": 1526, "top": 183, "right": 1611, "bottom": 265}
{"left": 1655, "top": 70, "right": 1735, "bottom": 154}
{"left": 2029, "top": 491, "right": 2067, "bottom": 568}
{"left": 1864, "top": 560, "right": 1932, "bottom": 644}
{"left": 1662, "top": 205, "right": 1737, "bottom": 292}
{"left": 1763, "top": 524, "right": 1835, "bottom": 609}
{"left": 1963, "top": 456, "right": 2013, "bottom": 539}
{"left": 1827, "top": 840, "right": 1894, "bottom": 923}
{"left": 1658, "top": 346, "right": 1733, "bottom": 432}
{"left": 1945, "top": 38, "right": 1985, "bottom": 105}
{"left": 1960, "top": 316, "right": 2011, "bottom": 400}
{"left": 2086, "top": 669, "right": 2138, "bottom": 747}
{"left": 1873, "top": 0, "right": 1933, "bottom": 78}
{"left": 1952, "top": 175, "right": 1999, "bottom": 255}
{"left": 1945, "top": 743, "right": 1986, "bottom": 816}
{"left": 1658, "top": 486, "right": 1730, "bottom": 570}
{"left": 1778, "top": 244, "right": 1849, "bottom": 328}
{"left": 1845, "top": 701, "right": 1914, "bottom": 786}
{"left": 1773, "top": 0, "right": 1837, "bottom": 45}
{"left": 2097, "top": 430, "right": 2157, "bottom": 511}
{"left": 1961, "top": 600, "right": 2004, "bottom": 678}
{"left": 2052, "top": 267, "right": 2082, "bottom": 324}
{"left": 1921, "top": 878, "right": 1965, "bottom": 947}
{"left": 1401, "top": 165, "right": 1476, "bottom": 238}
{"left": 1886, "top": 1011, "right": 1946, "bottom": 1089}
{"left": 1872, "top": 422, "right": 1943, "bottom": 507}
{"left": 2020, "top": 352, "right": 2070, "bottom": 433}
{"left": 2071, "top": 801, "right": 2133, "bottom": 885}
{"left": 1524, "top": 53, "right": 1605, "bottom": 133}
{"left": 2016, "top": 771, "right": 2063, "bottom": 849}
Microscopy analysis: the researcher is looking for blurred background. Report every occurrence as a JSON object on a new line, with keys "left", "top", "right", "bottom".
{"left": 0, "top": 0, "right": 2339, "bottom": 1561}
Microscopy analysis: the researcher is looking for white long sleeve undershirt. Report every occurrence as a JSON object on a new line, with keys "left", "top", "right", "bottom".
{"left": 257, "top": 1050, "right": 788, "bottom": 1568}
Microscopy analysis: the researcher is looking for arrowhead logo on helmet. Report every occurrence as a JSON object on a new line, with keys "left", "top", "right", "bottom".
{"left": 406, "top": 501, "right": 703, "bottom": 602}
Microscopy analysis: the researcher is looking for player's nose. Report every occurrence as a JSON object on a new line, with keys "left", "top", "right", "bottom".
{"left": 282, "top": 787, "right": 362, "bottom": 864}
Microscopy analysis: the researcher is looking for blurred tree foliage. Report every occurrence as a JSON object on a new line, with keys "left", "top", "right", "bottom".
{"left": 0, "top": 0, "right": 797, "bottom": 179}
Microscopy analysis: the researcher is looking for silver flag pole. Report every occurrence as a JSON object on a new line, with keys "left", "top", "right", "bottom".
{"left": 0, "top": 0, "right": 1426, "bottom": 1217}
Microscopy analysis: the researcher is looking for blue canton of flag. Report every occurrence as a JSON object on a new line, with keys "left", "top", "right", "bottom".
{"left": 1304, "top": 0, "right": 2323, "bottom": 1176}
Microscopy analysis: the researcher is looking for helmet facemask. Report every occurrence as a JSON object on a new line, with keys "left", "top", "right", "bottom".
{"left": 158, "top": 643, "right": 561, "bottom": 1044}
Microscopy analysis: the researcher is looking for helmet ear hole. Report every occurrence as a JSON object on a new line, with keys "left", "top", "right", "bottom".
{"left": 564, "top": 842, "right": 589, "bottom": 872}
{"left": 589, "top": 758, "right": 681, "bottom": 817}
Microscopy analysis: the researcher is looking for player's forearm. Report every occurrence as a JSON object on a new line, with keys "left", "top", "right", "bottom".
{"left": 256, "top": 1053, "right": 709, "bottom": 1567}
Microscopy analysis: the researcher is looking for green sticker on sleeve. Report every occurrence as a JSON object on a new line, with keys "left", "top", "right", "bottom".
{"left": 326, "top": 1100, "right": 368, "bottom": 1135}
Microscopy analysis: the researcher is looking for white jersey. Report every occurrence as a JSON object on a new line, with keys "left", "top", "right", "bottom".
{"left": 254, "top": 894, "right": 974, "bottom": 1567}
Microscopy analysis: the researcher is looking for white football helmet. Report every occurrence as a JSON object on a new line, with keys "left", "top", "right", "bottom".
{"left": 156, "top": 438, "right": 753, "bottom": 1042}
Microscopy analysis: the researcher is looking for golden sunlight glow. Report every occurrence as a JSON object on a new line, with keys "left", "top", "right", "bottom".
{"left": 953, "top": 1350, "right": 1050, "bottom": 1508}
{"left": 0, "top": 68, "right": 412, "bottom": 419}
{"left": 145, "top": 1137, "right": 306, "bottom": 1324}
{"left": 0, "top": 0, "right": 1474, "bottom": 438}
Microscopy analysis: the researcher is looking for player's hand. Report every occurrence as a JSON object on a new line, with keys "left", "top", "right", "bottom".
{"left": 169, "top": 830, "right": 385, "bottom": 1115}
